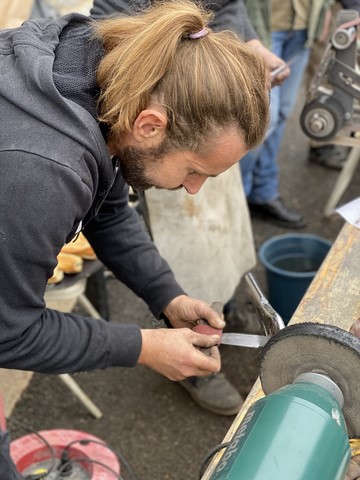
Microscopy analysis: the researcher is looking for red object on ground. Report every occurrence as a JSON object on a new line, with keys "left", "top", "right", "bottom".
{"left": 193, "top": 323, "right": 223, "bottom": 340}
{"left": 0, "top": 393, "right": 6, "bottom": 431}
{"left": 10, "top": 429, "right": 120, "bottom": 479}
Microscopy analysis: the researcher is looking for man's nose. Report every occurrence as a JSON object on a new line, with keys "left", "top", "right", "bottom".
{"left": 182, "top": 176, "right": 207, "bottom": 195}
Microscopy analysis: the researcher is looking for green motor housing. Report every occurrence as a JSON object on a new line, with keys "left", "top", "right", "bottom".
{"left": 210, "top": 373, "right": 351, "bottom": 480}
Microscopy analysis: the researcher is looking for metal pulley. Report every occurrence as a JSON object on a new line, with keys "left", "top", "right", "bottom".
{"left": 300, "top": 95, "right": 345, "bottom": 142}
{"left": 332, "top": 26, "right": 357, "bottom": 50}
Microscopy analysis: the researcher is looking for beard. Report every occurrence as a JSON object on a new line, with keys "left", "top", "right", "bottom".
{"left": 117, "top": 140, "right": 172, "bottom": 192}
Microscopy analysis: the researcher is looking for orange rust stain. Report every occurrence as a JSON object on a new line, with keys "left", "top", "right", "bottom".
{"left": 183, "top": 196, "right": 202, "bottom": 218}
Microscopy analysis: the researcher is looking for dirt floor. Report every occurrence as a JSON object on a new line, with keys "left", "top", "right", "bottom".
{"left": 8, "top": 90, "right": 360, "bottom": 480}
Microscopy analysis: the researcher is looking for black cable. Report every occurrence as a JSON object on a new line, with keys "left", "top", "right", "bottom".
{"left": 9, "top": 420, "right": 137, "bottom": 480}
{"left": 54, "top": 457, "right": 121, "bottom": 480}
{"left": 198, "top": 442, "right": 230, "bottom": 480}
{"left": 8, "top": 418, "right": 57, "bottom": 479}
{"left": 60, "top": 438, "right": 138, "bottom": 480}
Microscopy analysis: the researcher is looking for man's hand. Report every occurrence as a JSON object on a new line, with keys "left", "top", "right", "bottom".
{"left": 138, "top": 328, "right": 221, "bottom": 380}
{"left": 246, "top": 39, "right": 290, "bottom": 86}
{"left": 162, "top": 295, "right": 226, "bottom": 330}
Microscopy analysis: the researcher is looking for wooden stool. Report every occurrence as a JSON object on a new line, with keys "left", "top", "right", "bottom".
{"left": 45, "top": 260, "right": 108, "bottom": 419}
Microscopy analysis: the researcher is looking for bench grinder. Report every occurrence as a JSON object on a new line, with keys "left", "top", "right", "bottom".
{"left": 208, "top": 322, "right": 360, "bottom": 480}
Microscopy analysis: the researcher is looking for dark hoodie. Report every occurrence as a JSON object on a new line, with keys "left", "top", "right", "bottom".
{"left": 90, "top": 0, "right": 259, "bottom": 40}
{"left": 0, "top": 14, "right": 184, "bottom": 374}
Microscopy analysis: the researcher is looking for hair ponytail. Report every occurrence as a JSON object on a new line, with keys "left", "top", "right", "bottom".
{"left": 95, "top": 0, "right": 269, "bottom": 152}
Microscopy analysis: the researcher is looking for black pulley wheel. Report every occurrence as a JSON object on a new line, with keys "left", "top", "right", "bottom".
{"left": 300, "top": 96, "right": 345, "bottom": 142}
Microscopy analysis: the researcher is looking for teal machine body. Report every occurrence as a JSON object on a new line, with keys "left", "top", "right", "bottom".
{"left": 207, "top": 323, "right": 360, "bottom": 480}
{"left": 210, "top": 374, "right": 350, "bottom": 480}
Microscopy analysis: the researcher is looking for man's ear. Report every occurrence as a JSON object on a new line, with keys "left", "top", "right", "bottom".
{"left": 132, "top": 109, "right": 167, "bottom": 145}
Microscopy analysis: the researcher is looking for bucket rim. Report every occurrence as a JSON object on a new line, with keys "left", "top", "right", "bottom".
{"left": 258, "top": 233, "right": 332, "bottom": 278}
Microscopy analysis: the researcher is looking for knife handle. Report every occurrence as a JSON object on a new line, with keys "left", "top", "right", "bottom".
{"left": 193, "top": 302, "right": 224, "bottom": 356}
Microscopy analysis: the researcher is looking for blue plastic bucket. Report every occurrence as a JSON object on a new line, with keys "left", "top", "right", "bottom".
{"left": 258, "top": 234, "right": 332, "bottom": 324}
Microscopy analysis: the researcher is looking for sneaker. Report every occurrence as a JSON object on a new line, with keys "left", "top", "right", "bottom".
{"left": 179, "top": 373, "right": 243, "bottom": 416}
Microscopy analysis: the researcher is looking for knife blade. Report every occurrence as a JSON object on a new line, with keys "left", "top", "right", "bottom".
{"left": 220, "top": 332, "right": 269, "bottom": 349}
{"left": 194, "top": 283, "right": 282, "bottom": 353}
{"left": 270, "top": 54, "right": 301, "bottom": 81}
{"left": 194, "top": 325, "right": 269, "bottom": 349}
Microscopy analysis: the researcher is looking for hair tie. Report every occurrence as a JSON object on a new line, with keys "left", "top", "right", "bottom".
{"left": 188, "top": 28, "right": 208, "bottom": 39}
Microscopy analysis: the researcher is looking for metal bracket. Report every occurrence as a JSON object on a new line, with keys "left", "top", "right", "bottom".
{"left": 245, "top": 273, "right": 285, "bottom": 337}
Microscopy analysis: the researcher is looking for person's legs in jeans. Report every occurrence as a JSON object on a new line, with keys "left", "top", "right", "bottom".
{"left": 242, "top": 30, "right": 310, "bottom": 227}
{"left": 250, "top": 29, "right": 310, "bottom": 202}
{"left": 240, "top": 79, "right": 280, "bottom": 198}
{"left": 242, "top": 83, "right": 280, "bottom": 202}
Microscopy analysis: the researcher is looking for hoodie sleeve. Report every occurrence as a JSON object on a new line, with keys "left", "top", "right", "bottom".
{"left": 204, "top": 0, "right": 258, "bottom": 40}
{"left": 90, "top": 0, "right": 139, "bottom": 18}
{"left": 83, "top": 173, "right": 186, "bottom": 319}
{"left": 0, "top": 150, "right": 142, "bottom": 374}
{"left": 90, "top": 0, "right": 258, "bottom": 40}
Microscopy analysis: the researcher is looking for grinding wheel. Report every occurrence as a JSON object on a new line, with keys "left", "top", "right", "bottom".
{"left": 260, "top": 323, "right": 360, "bottom": 437}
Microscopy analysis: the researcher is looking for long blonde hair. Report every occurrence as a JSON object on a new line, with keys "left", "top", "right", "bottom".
{"left": 95, "top": 0, "right": 269, "bottom": 152}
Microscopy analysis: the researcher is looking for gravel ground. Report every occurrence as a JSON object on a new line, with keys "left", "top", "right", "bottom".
{"left": 9, "top": 90, "right": 359, "bottom": 480}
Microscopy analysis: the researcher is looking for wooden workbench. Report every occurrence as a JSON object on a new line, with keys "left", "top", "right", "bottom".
{"left": 202, "top": 222, "right": 360, "bottom": 479}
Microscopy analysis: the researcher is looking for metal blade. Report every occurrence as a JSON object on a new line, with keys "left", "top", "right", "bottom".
{"left": 220, "top": 333, "right": 269, "bottom": 349}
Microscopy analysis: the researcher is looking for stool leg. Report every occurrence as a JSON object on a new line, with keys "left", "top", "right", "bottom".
{"left": 78, "top": 294, "right": 102, "bottom": 319}
{"left": 85, "top": 268, "right": 110, "bottom": 320}
{"left": 324, "top": 147, "right": 360, "bottom": 216}
{"left": 58, "top": 374, "right": 103, "bottom": 419}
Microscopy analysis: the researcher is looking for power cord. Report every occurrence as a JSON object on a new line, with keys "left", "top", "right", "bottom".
{"left": 198, "top": 442, "right": 230, "bottom": 479}
{"left": 54, "top": 457, "right": 121, "bottom": 480}
{"left": 59, "top": 438, "right": 138, "bottom": 480}
{"left": 8, "top": 417, "right": 57, "bottom": 480}
{"left": 8, "top": 419, "right": 138, "bottom": 480}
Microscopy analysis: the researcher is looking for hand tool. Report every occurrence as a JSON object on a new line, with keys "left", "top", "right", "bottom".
{"left": 270, "top": 54, "right": 300, "bottom": 82}
{"left": 206, "top": 321, "right": 360, "bottom": 480}
{"left": 194, "top": 273, "right": 284, "bottom": 349}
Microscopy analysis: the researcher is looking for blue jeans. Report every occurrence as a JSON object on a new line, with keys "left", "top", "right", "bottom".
{"left": 240, "top": 29, "right": 310, "bottom": 204}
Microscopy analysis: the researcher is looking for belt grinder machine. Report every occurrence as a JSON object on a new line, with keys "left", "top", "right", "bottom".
{"left": 207, "top": 275, "right": 360, "bottom": 480}
{"left": 301, "top": 9, "right": 360, "bottom": 144}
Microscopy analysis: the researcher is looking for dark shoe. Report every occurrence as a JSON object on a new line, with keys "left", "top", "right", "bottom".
{"left": 248, "top": 197, "right": 306, "bottom": 228}
{"left": 179, "top": 373, "right": 243, "bottom": 416}
{"left": 308, "top": 144, "right": 349, "bottom": 170}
